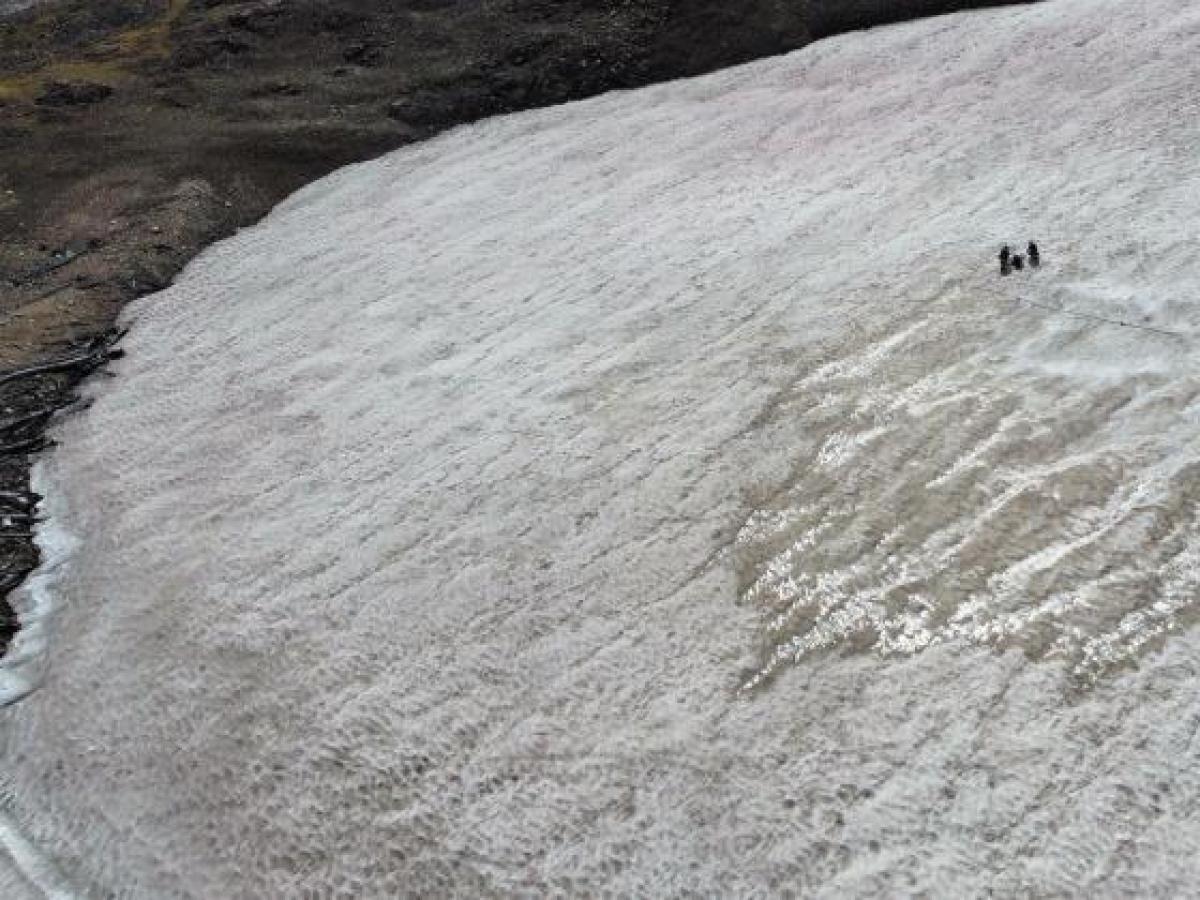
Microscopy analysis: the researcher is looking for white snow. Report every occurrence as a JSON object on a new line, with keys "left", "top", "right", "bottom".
{"left": 4, "top": 0, "right": 1200, "bottom": 894}
{"left": 0, "top": 468, "right": 77, "bottom": 708}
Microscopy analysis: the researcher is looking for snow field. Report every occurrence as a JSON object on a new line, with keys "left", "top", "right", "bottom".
{"left": 3, "top": 0, "right": 1200, "bottom": 894}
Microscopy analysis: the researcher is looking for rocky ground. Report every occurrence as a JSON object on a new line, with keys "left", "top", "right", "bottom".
{"left": 0, "top": 0, "right": 1028, "bottom": 655}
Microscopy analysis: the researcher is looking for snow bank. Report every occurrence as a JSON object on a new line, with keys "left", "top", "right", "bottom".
{"left": 4, "top": 0, "right": 1200, "bottom": 893}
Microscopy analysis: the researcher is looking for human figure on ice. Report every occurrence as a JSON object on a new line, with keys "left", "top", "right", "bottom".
{"left": 999, "top": 245, "right": 1011, "bottom": 276}
{"left": 1028, "top": 241, "right": 1040, "bottom": 268}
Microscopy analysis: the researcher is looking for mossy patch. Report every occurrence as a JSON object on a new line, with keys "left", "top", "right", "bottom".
{"left": 0, "top": 0, "right": 187, "bottom": 100}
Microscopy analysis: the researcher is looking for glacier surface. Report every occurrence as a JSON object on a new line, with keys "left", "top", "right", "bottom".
{"left": 4, "top": 0, "right": 1200, "bottom": 894}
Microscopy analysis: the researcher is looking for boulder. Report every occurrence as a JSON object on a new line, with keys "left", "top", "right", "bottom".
{"left": 35, "top": 80, "right": 113, "bottom": 106}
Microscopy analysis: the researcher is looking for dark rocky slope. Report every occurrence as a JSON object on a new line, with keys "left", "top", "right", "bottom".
{"left": 0, "top": 0, "right": 1034, "bottom": 656}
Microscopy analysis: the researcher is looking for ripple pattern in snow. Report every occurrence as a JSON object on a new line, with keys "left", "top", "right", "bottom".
{"left": 734, "top": 280, "right": 1200, "bottom": 690}
{"left": 4, "top": 0, "right": 1200, "bottom": 895}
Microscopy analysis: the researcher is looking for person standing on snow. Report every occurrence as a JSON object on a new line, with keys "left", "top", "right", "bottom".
{"left": 1000, "top": 245, "right": 1011, "bottom": 276}
{"left": 1028, "top": 241, "right": 1040, "bottom": 268}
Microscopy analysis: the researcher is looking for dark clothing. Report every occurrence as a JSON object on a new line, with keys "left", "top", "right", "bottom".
{"left": 1000, "top": 245, "right": 1011, "bottom": 276}
{"left": 1027, "top": 242, "right": 1040, "bottom": 268}
{"left": 1012, "top": 254, "right": 1025, "bottom": 271}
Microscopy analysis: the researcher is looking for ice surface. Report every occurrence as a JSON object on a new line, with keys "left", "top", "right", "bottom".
{"left": 4, "top": 0, "right": 1200, "bottom": 894}
{"left": 0, "top": 808, "right": 71, "bottom": 900}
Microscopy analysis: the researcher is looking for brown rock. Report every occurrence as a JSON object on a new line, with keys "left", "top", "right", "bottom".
{"left": 35, "top": 80, "right": 113, "bottom": 107}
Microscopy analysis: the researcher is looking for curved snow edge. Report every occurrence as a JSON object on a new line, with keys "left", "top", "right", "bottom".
{"left": 0, "top": 462, "right": 78, "bottom": 708}
{"left": 0, "top": 462, "right": 79, "bottom": 896}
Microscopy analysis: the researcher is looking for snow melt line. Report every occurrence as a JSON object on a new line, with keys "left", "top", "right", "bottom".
{"left": 1014, "top": 296, "right": 1187, "bottom": 340}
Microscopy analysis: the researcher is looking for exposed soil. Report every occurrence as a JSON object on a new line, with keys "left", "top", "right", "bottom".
{"left": 0, "top": 0, "right": 1030, "bottom": 656}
